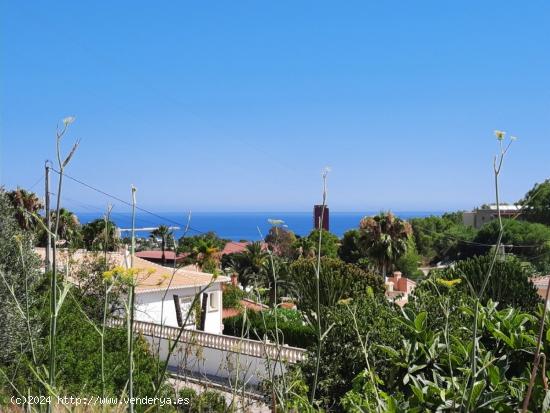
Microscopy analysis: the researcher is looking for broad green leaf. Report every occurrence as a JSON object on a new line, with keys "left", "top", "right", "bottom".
{"left": 414, "top": 312, "right": 427, "bottom": 332}
{"left": 469, "top": 380, "right": 486, "bottom": 408}
{"left": 411, "top": 385, "right": 425, "bottom": 402}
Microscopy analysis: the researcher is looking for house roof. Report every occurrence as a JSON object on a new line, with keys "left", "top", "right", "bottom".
{"left": 135, "top": 250, "right": 187, "bottom": 260}
{"left": 222, "top": 298, "right": 269, "bottom": 319}
{"left": 221, "top": 242, "right": 250, "bottom": 255}
{"left": 34, "top": 247, "right": 229, "bottom": 294}
{"left": 220, "top": 241, "right": 268, "bottom": 255}
{"left": 480, "top": 204, "right": 522, "bottom": 211}
{"left": 531, "top": 275, "right": 550, "bottom": 288}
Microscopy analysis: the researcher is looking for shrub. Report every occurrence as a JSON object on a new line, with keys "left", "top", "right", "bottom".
{"left": 297, "top": 293, "right": 403, "bottom": 410}
{"left": 223, "top": 308, "right": 315, "bottom": 348}
{"left": 435, "top": 253, "right": 541, "bottom": 312}
{"left": 177, "top": 387, "right": 198, "bottom": 412}
{"left": 197, "top": 390, "right": 227, "bottom": 412}
{"left": 222, "top": 284, "right": 246, "bottom": 309}
{"left": 0, "top": 190, "right": 42, "bottom": 366}
{"left": 289, "top": 257, "right": 384, "bottom": 322}
{"left": 176, "top": 388, "right": 227, "bottom": 413}
{"left": 53, "top": 294, "right": 165, "bottom": 401}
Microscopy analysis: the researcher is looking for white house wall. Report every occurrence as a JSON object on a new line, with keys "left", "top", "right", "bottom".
{"left": 134, "top": 284, "right": 224, "bottom": 334}
{"left": 145, "top": 334, "right": 288, "bottom": 387}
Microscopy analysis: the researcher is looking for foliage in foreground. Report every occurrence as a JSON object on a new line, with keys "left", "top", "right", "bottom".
{"left": 297, "top": 292, "right": 403, "bottom": 410}
{"left": 341, "top": 301, "right": 550, "bottom": 412}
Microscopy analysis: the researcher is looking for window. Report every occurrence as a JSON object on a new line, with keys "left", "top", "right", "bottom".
{"left": 208, "top": 291, "right": 219, "bottom": 312}
{"left": 179, "top": 296, "right": 195, "bottom": 326}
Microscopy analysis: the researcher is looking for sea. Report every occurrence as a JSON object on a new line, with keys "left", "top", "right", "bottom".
{"left": 76, "top": 211, "right": 443, "bottom": 241}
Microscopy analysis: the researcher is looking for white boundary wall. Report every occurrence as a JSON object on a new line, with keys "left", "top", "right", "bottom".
{"left": 111, "top": 319, "right": 306, "bottom": 386}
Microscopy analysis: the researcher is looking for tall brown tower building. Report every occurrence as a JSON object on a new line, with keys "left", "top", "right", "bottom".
{"left": 313, "top": 205, "right": 329, "bottom": 231}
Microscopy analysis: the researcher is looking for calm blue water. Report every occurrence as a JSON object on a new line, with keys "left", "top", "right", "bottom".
{"left": 76, "top": 211, "right": 442, "bottom": 241}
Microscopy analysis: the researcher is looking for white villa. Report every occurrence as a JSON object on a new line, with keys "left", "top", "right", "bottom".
{"left": 34, "top": 247, "right": 230, "bottom": 334}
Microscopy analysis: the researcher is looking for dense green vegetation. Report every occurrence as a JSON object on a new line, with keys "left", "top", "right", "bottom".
{"left": 435, "top": 254, "right": 541, "bottom": 311}
{"left": 521, "top": 179, "right": 550, "bottom": 226}
{"left": 289, "top": 257, "right": 384, "bottom": 321}
{"left": 410, "top": 212, "right": 477, "bottom": 264}
{"left": 0, "top": 189, "right": 169, "bottom": 411}
{"left": 223, "top": 308, "right": 315, "bottom": 348}
{"left": 472, "top": 219, "right": 550, "bottom": 272}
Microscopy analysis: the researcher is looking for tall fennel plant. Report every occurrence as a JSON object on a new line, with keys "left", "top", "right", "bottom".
{"left": 128, "top": 185, "right": 137, "bottom": 413}
{"left": 49, "top": 116, "right": 80, "bottom": 403}
{"left": 311, "top": 167, "right": 330, "bottom": 403}
{"left": 464, "top": 130, "right": 515, "bottom": 410}
{"left": 101, "top": 204, "right": 114, "bottom": 405}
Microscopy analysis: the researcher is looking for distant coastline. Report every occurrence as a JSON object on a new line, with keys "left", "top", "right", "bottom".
{"left": 75, "top": 211, "right": 444, "bottom": 241}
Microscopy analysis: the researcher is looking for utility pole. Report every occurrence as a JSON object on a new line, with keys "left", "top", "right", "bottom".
{"left": 45, "top": 161, "right": 51, "bottom": 272}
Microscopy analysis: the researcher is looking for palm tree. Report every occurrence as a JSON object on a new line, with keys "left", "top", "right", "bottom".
{"left": 150, "top": 225, "right": 173, "bottom": 266}
{"left": 229, "top": 242, "right": 269, "bottom": 288}
{"left": 359, "top": 212, "right": 412, "bottom": 279}
{"left": 189, "top": 238, "right": 220, "bottom": 274}
{"left": 50, "top": 208, "right": 81, "bottom": 247}
{"left": 82, "top": 218, "right": 119, "bottom": 251}
{"left": 7, "top": 188, "right": 43, "bottom": 231}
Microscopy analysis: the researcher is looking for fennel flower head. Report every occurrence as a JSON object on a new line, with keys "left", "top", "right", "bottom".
{"left": 63, "top": 116, "right": 76, "bottom": 126}
{"left": 436, "top": 278, "right": 462, "bottom": 288}
{"left": 494, "top": 130, "right": 506, "bottom": 141}
{"left": 268, "top": 218, "right": 285, "bottom": 227}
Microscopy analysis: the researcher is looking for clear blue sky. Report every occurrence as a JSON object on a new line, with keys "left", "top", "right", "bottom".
{"left": 1, "top": 1, "right": 549, "bottom": 212}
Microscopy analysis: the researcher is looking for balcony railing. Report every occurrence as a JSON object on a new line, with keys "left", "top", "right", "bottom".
{"left": 108, "top": 318, "right": 306, "bottom": 364}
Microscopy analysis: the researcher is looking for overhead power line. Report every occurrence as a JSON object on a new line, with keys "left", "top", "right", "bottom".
{"left": 49, "top": 168, "right": 257, "bottom": 249}
{"left": 49, "top": 168, "right": 550, "bottom": 251}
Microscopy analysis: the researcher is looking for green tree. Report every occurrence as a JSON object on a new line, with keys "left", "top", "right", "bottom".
{"left": 289, "top": 257, "right": 384, "bottom": 321}
{"left": 224, "top": 308, "right": 315, "bottom": 348}
{"left": 81, "top": 218, "right": 120, "bottom": 252}
{"left": 406, "top": 274, "right": 474, "bottom": 341}
{"left": 395, "top": 239, "right": 423, "bottom": 280}
{"left": 150, "top": 225, "right": 173, "bottom": 266}
{"left": 520, "top": 179, "right": 550, "bottom": 226}
{"left": 189, "top": 238, "right": 220, "bottom": 274}
{"left": 359, "top": 212, "right": 412, "bottom": 278}
{"left": 50, "top": 208, "right": 82, "bottom": 247}
{"left": 338, "top": 229, "right": 364, "bottom": 264}
{"left": 410, "top": 214, "right": 476, "bottom": 264}
{"left": 306, "top": 229, "right": 340, "bottom": 258}
{"left": 227, "top": 241, "right": 268, "bottom": 288}
{"left": 265, "top": 226, "right": 296, "bottom": 258}
{"left": 436, "top": 253, "right": 541, "bottom": 311}
{"left": 6, "top": 188, "right": 43, "bottom": 232}
{"left": 473, "top": 218, "right": 550, "bottom": 272}
{"left": 292, "top": 236, "right": 316, "bottom": 259}
{"left": 343, "top": 302, "right": 544, "bottom": 412}
{"left": 178, "top": 231, "right": 227, "bottom": 254}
